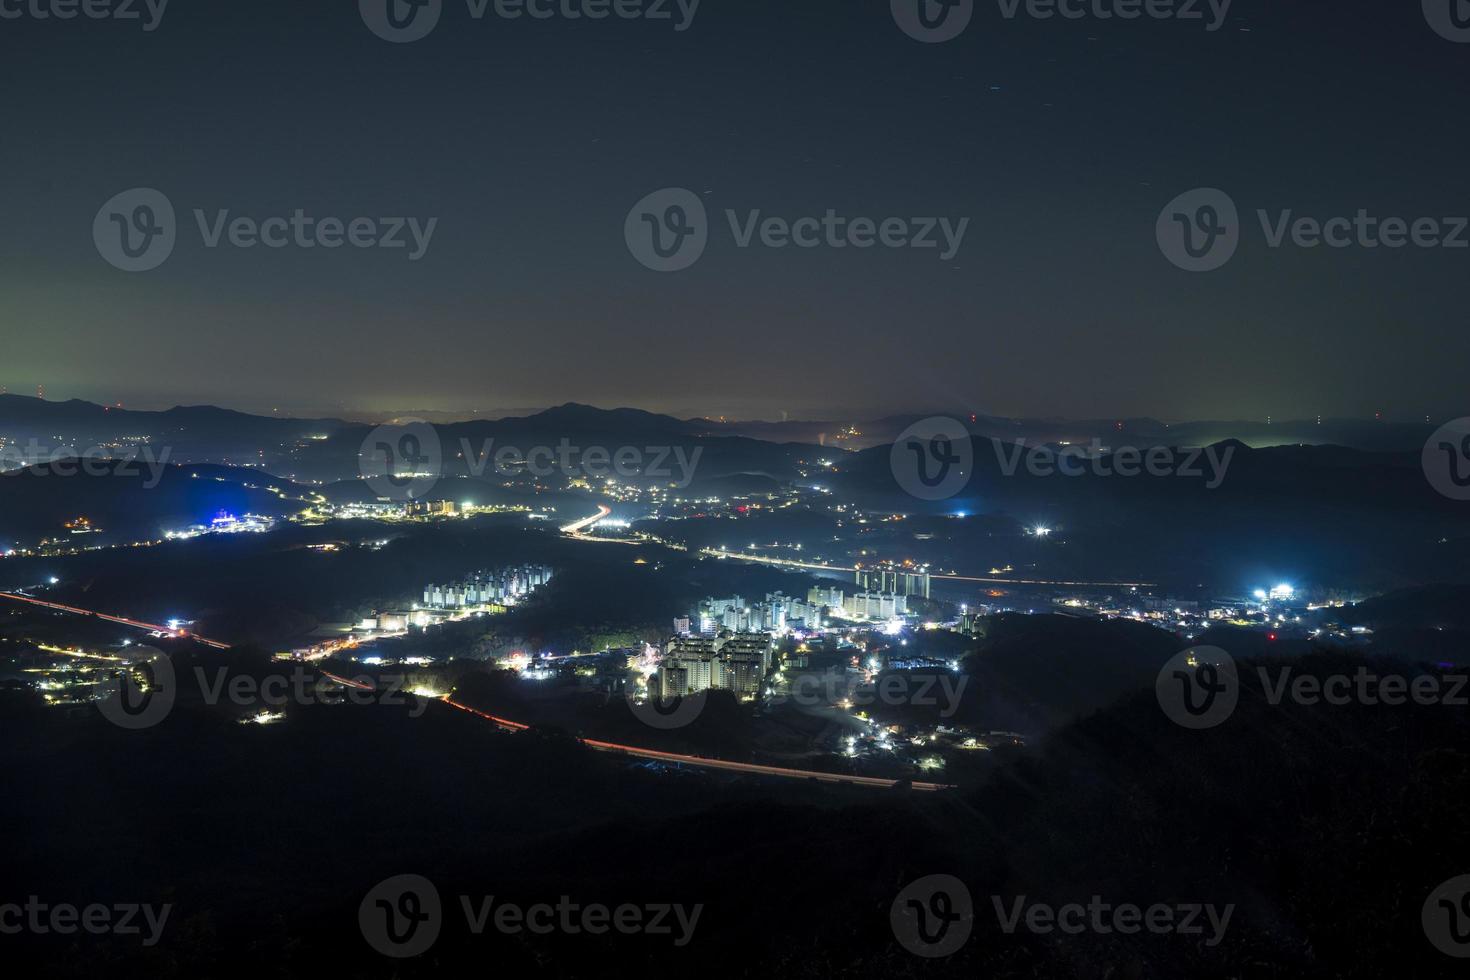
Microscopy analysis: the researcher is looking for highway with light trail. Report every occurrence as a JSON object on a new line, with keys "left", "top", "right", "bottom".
{"left": 438, "top": 695, "right": 952, "bottom": 791}
{"left": 0, "top": 591, "right": 232, "bottom": 648}
{"left": 550, "top": 504, "right": 1154, "bottom": 589}
{"left": 314, "top": 675, "right": 954, "bottom": 791}
{"left": 559, "top": 504, "right": 612, "bottom": 535}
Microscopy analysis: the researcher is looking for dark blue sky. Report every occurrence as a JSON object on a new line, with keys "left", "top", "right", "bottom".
{"left": 1, "top": 0, "right": 1467, "bottom": 421}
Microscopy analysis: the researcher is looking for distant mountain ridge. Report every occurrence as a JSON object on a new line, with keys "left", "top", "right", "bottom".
{"left": 0, "top": 394, "right": 1445, "bottom": 454}
{"left": 700, "top": 411, "right": 1445, "bottom": 453}
{"left": 0, "top": 395, "right": 823, "bottom": 490}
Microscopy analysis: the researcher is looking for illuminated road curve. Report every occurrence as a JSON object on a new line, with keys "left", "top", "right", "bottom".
{"left": 439, "top": 697, "right": 953, "bottom": 792}
{"left": 0, "top": 592, "right": 231, "bottom": 649}
{"left": 559, "top": 505, "right": 612, "bottom": 535}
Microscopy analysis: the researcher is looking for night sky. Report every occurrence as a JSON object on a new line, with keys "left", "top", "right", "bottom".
{"left": 1, "top": 0, "right": 1466, "bottom": 421}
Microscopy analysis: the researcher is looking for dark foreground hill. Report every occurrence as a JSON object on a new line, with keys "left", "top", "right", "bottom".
{"left": 2, "top": 645, "right": 1466, "bottom": 978}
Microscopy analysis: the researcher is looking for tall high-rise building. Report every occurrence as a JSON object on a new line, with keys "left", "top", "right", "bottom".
{"left": 843, "top": 592, "right": 907, "bottom": 620}
{"left": 855, "top": 563, "right": 930, "bottom": 599}
{"left": 718, "top": 632, "right": 775, "bottom": 675}
{"left": 807, "top": 586, "right": 845, "bottom": 609}
{"left": 421, "top": 565, "right": 553, "bottom": 610}
{"left": 658, "top": 635, "right": 724, "bottom": 697}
